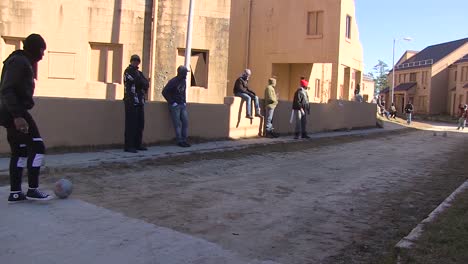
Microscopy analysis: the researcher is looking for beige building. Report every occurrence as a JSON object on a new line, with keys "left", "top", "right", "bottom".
{"left": 385, "top": 38, "right": 468, "bottom": 115}
{"left": 228, "top": 0, "right": 364, "bottom": 103}
{"left": 0, "top": 0, "right": 230, "bottom": 104}
{"left": 1, "top": 0, "right": 364, "bottom": 104}
{"left": 448, "top": 54, "right": 468, "bottom": 116}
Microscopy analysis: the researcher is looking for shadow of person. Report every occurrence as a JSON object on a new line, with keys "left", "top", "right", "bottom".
{"left": 257, "top": 115, "right": 264, "bottom": 136}
{"left": 236, "top": 99, "right": 245, "bottom": 128}
{"left": 236, "top": 99, "right": 254, "bottom": 127}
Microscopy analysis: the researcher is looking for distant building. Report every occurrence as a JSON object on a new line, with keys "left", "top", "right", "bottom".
{"left": 361, "top": 74, "right": 375, "bottom": 102}
{"left": 385, "top": 38, "right": 468, "bottom": 115}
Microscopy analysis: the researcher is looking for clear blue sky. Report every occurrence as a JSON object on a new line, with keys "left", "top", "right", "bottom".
{"left": 355, "top": 0, "right": 468, "bottom": 74}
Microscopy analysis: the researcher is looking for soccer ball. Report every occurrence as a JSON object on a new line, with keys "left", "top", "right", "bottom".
{"left": 54, "top": 179, "right": 73, "bottom": 199}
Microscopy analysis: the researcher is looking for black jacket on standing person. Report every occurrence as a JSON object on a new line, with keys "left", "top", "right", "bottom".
{"left": 0, "top": 50, "right": 36, "bottom": 124}
{"left": 292, "top": 88, "right": 310, "bottom": 114}
{"left": 404, "top": 103, "right": 414, "bottom": 114}
{"left": 123, "top": 64, "right": 149, "bottom": 151}
{"left": 124, "top": 65, "right": 149, "bottom": 106}
{"left": 233, "top": 77, "right": 256, "bottom": 98}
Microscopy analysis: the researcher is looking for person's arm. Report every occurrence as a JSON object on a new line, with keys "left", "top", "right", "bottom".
{"left": 124, "top": 69, "right": 137, "bottom": 97}
{"left": 1, "top": 58, "right": 30, "bottom": 118}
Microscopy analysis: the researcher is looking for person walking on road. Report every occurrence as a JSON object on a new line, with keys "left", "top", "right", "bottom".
{"left": 456, "top": 104, "right": 467, "bottom": 130}
{"left": 404, "top": 101, "right": 414, "bottom": 125}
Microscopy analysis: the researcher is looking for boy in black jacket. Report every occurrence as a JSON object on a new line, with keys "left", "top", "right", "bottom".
{"left": 0, "top": 34, "right": 52, "bottom": 203}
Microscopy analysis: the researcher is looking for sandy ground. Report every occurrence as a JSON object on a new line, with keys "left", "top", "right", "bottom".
{"left": 33, "top": 127, "right": 467, "bottom": 264}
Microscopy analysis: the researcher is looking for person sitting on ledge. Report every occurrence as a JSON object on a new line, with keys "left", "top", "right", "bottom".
{"left": 233, "top": 69, "right": 263, "bottom": 119}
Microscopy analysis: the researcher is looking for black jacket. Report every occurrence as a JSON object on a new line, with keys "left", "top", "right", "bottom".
{"left": 233, "top": 77, "right": 256, "bottom": 97}
{"left": 292, "top": 88, "right": 310, "bottom": 113}
{"left": 404, "top": 103, "right": 413, "bottom": 114}
{"left": 162, "top": 76, "right": 186, "bottom": 105}
{"left": 0, "top": 50, "right": 35, "bottom": 122}
{"left": 123, "top": 65, "right": 149, "bottom": 106}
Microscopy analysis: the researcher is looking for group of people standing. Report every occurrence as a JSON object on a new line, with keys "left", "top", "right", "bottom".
{"left": 122, "top": 62, "right": 314, "bottom": 153}
{"left": 233, "top": 69, "right": 310, "bottom": 139}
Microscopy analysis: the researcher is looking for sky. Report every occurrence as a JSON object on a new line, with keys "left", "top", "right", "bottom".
{"left": 355, "top": 0, "right": 468, "bottom": 74}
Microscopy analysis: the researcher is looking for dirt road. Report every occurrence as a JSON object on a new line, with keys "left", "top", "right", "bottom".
{"left": 41, "top": 129, "right": 468, "bottom": 263}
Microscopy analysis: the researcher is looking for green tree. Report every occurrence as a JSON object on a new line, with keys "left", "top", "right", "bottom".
{"left": 371, "top": 60, "right": 389, "bottom": 95}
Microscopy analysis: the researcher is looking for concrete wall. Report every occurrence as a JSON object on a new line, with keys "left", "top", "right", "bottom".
{"left": 0, "top": 97, "right": 376, "bottom": 153}
{"left": 0, "top": 97, "right": 229, "bottom": 153}
{"left": 152, "top": 0, "right": 231, "bottom": 104}
{"left": 0, "top": 0, "right": 152, "bottom": 100}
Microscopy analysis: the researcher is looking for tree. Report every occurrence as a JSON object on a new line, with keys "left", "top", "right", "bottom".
{"left": 371, "top": 60, "right": 389, "bottom": 95}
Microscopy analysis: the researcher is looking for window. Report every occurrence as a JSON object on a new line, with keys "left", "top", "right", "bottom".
{"left": 422, "top": 71, "right": 428, "bottom": 84}
{"left": 315, "top": 79, "right": 321, "bottom": 98}
{"left": 345, "top": 15, "right": 352, "bottom": 39}
{"left": 177, "top": 49, "right": 209, "bottom": 88}
{"left": 89, "top": 43, "right": 123, "bottom": 84}
{"left": 462, "top": 66, "right": 468, "bottom": 81}
{"left": 307, "top": 11, "right": 324, "bottom": 36}
{"left": 409, "top": 72, "right": 417, "bottom": 82}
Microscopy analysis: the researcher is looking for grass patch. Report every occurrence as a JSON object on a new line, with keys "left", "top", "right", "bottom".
{"left": 403, "top": 186, "right": 468, "bottom": 264}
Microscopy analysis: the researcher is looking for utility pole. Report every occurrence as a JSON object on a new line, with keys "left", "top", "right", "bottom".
{"left": 184, "top": 0, "right": 195, "bottom": 98}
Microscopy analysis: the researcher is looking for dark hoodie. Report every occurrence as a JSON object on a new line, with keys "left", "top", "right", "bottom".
{"left": 162, "top": 66, "right": 188, "bottom": 105}
{"left": 0, "top": 50, "right": 36, "bottom": 122}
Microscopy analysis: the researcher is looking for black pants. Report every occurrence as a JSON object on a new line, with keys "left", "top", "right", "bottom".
{"left": 4, "top": 112, "right": 45, "bottom": 192}
{"left": 124, "top": 102, "right": 144, "bottom": 150}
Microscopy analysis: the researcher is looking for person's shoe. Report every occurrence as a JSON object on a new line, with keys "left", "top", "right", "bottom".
{"left": 124, "top": 148, "right": 138, "bottom": 153}
{"left": 255, "top": 113, "right": 264, "bottom": 118}
{"left": 457, "top": 127, "right": 460, "bottom": 130}
{"left": 137, "top": 147, "right": 148, "bottom": 151}
{"left": 8, "top": 192, "right": 27, "bottom": 204}
{"left": 294, "top": 134, "right": 300, "bottom": 139}
{"left": 177, "top": 142, "right": 191, "bottom": 148}
{"left": 26, "top": 189, "right": 53, "bottom": 201}
{"left": 302, "top": 134, "right": 311, "bottom": 139}
{"left": 246, "top": 115, "right": 254, "bottom": 119}
{"left": 265, "top": 131, "right": 274, "bottom": 138}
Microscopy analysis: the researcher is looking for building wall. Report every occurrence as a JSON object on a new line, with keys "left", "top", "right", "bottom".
{"left": 361, "top": 77, "right": 375, "bottom": 102}
{"left": 0, "top": 0, "right": 152, "bottom": 100}
{"left": 152, "top": 0, "right": 231, "bottom": 104}
{"left": 227, "top": 0, "right": 363, "bottom": 103}
{"left": 0, "top": 97, "right": 377, "bottom": 153}
{"left": 0, "top": 0, "right": 231, "bottom": 104}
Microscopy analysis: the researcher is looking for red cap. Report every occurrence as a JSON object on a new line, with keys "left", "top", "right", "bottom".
{"left": 300, "top": 79, "right": 308, "bottom": 87}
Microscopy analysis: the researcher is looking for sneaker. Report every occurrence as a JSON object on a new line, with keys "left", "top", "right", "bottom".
{"left": 294, "top": 134, "right": 300, "bottom": 139}
{"left": 137, "top": 147, "right": 148, "bottom": 151}
{"left": 8, "top": 192, "right": 27, "bottom": 203}
{"left": 124, "top": 148, "right": 138, "bottom": 153}
{"left": 177, "top": 142, "right": 191, "bottom": 148}
{"left": 246, "top": 115, "right": 254, "bottom": 119}
{"left": 255, "top": 113, "right": 264, "bottom": 118}
{"left": 302, "top": 134, "right": 311, "bottom": 139}
{"left": 26, "top": 189, "right": 53, "bottom": 201}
